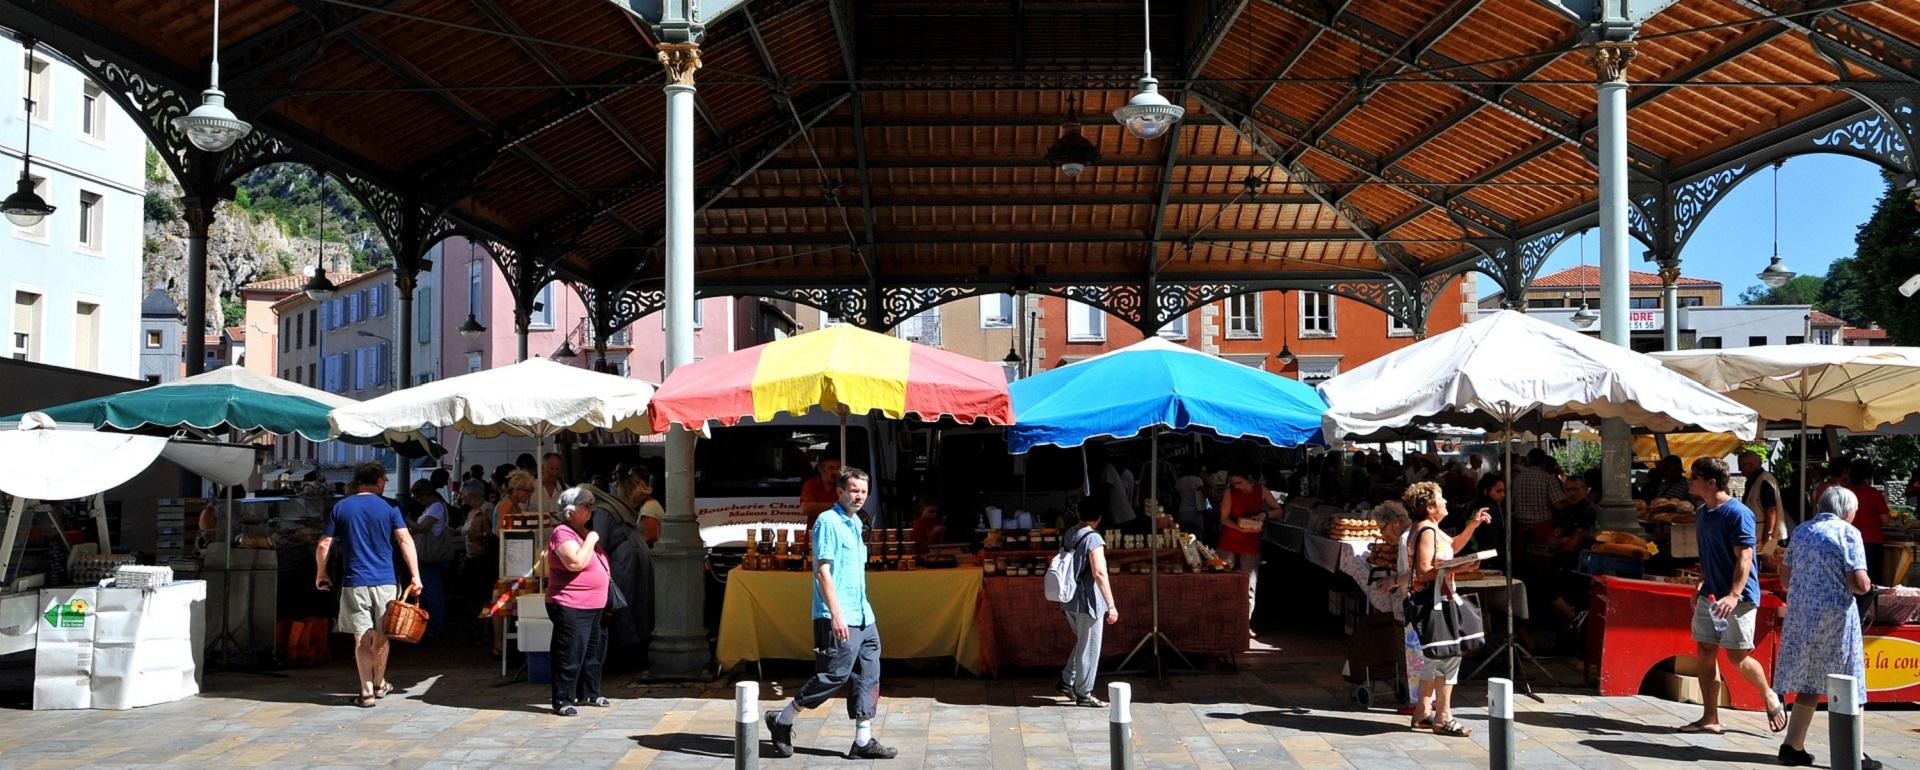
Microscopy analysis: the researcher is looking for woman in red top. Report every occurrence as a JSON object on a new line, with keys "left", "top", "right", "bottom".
{"left": 1847, "top": 457, "right": 1891, "bottom": 583}
{"left": 1219, "top": 469, "right": 1280, "bottom": 626}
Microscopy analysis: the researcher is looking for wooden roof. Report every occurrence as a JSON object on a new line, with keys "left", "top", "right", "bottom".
{"left": 16, "top": 0, "right": 1919, "bottom": 298}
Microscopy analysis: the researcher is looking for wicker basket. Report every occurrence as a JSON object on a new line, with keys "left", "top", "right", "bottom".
{"left": 383, "top": 593, "right": 430, "bottom": 644}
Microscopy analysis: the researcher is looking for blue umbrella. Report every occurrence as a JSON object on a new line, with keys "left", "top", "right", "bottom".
{"left": 1007, "top": 337, "right": 1327, "bottom": 453}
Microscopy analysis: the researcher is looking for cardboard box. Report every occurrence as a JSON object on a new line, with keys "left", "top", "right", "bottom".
{"left": 1656, "top": 671, "right": 1732, "bottom": 707}
{"left": 33, "top": 583, "right": 205, "bottom": 710}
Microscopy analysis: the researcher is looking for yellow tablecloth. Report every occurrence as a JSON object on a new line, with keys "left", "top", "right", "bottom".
{"left": 717, "top": 566, "right": 987, "bottom": 675}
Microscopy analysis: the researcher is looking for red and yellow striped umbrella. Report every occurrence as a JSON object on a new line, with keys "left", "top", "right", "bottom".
{"left": 649, "top": 325, "right": 1015, "bottom": 431}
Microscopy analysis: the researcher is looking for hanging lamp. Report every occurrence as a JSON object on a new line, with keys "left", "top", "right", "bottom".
{"left": 458, "top": 241, "right": 487, "bottom": 338}
{"left": 1045, "top": 93, "right": 1101, "bottom": 179}
{"left": 2, "top": 38, "right": 55, "bottom": 228}
{"left": 1112, "top": 0, "right": 1183, "bottom": 140}
{"left": 303, "top": 174, "right": 338, "bottom": 301}
{"left": 1757, "top": 161, "right": 1795, "bottom": 289}
{"left": 172, "top": 0, "right": 252, "bottom": 152}
{"left": 1572, "top": 231, "right": 1598, "bottom": 328}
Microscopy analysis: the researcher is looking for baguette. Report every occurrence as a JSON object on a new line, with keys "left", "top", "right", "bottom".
{"left": 1595, "top": 530, "right": 1650, "bottom": 548}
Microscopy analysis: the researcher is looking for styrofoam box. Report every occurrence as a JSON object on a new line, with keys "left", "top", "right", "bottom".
{"left": 517, "top": 618, "right": 553, "bottom": 653}
{"left": 515, "top": 595, "right": 549, "bottom": 620}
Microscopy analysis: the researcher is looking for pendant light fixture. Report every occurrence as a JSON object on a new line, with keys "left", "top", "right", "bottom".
{"left": 1757, "top": 161, "right": 1796, "bottom": 289}
{"left": 303, "top": 173, "right": 338, "bottom": 301}
{"left": 172, "top": 0, "right": 252, "bottom": 153}
{"left": 553, "top": 289, "right": 578, "bottom": 360}
{"left": 1112, "top": 0, "right": 1183, "bottom": 140}
{"left": 458, "top": 241, "right": 487, "bottom": 339}
{"left": 1044, "top": 93, "right": 1100, "bottom": 180}
{"left": 1572, "top": 231, "right": 1599, "bottom": 329}
{"left": 1274, "top": 291, "right": 1295, "bottom": 367}
{"left": 3, "top": 38, "right": 55, "bottom": 228}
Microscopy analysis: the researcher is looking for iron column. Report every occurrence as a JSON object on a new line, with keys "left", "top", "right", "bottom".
{"left": 184, "top": 199, "right": 214, "bottom": 376}
{"left": 1593, "top": 40, "right": 1642, "bottom": 535}
{"left": 654, "top": 37, "right": 711, "bottom": 677}
{"left": 1659, "top": 258, "right": 1681, "bottom": 351}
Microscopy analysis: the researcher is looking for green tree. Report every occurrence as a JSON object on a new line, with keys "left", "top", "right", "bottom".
{"left": 1848, "top": 175, "right": 1920, "bottom": 343}
{"left": 219, "top": 297, "right": 245, "bottom": 330}
{"left": 1817, "top": 256, "right": 1873, "bottom": 325}
{"left": 1739, "top": 274, "right": 1825, "bottom": 306}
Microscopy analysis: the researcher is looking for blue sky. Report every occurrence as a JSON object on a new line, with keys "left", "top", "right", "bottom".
{"left": 1482, "top": 154, "right": 1892, "bottom": 301}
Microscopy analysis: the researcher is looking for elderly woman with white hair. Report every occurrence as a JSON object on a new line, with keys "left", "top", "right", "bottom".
{"left": 1774, "top": 485, "right": 1880, "bottom": 769}
{"left": 547, "top": 486, "right": 612, "bottom": 717}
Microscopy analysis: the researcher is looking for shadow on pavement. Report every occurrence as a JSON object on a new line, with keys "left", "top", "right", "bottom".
{"left": 1519, "top": 711, "right": 1697, "bottom": 736}
{"left": 1581, "top": 738, "right": 1777, "bottom": 764}
{"left": 1208, "top": 708, "right": 1406, "bottom": 736}
{"left": 634, "top": 733, "right": 841, "bottom": 760}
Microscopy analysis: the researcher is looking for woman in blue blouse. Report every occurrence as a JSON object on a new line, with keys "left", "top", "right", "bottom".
{"left": 1774, "top": 486, "right": 1880, "bottom": 769}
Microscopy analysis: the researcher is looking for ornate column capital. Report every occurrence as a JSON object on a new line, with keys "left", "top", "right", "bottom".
{"left": 1656, "top": 260, "right": 1681, "bottom": 287}
{"left": 658, "top": 42, "right": 702, "bottom": 87}
{"left": 394, "top": 270, "right": 418, "bottom": 294}
{"left": 1590, "top": 40, "right": 1637, "bottom": 83}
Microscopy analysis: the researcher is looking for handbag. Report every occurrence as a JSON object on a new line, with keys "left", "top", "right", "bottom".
{"left": 1412, "top": 578, "right": 1487, "bottom": 660}
{"left": 382, "top": 590, "right": 429, "bottom": 644}
{"left": 606, "top": 578, "right": 629, "bottom": 612}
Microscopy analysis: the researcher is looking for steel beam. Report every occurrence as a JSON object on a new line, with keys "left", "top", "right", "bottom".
{"left": 691, "top": 229, "right": 1376, "bottom": 246}
{"left": 469, "top": 0, "right": 658, "bottom": 174}
{"left": 699, "top": 192, "right": 1319, "bottom": 209}
{"left": 1187, "top": 0, "right": 1250, "bottom": 77}
{"left": 1730, "top": 0, "right": 1920, "bottom": 83}
{"left": 825, "top": 0, "right": 879, "bottom": 266}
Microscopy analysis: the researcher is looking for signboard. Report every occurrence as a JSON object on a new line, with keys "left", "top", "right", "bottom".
{"left": 1865, "top": 633, "right": 1920, "bottom": 701}
{"left": 1628, "top": 310, "right": 1663, "bottom": 331}
{"left": 698, "top": 497, "right": 807, "bottom": 548}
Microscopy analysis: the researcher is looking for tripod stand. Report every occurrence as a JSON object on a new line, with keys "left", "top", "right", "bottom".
{"left": 1114, "top": 429, "right": 1195, "bottom": 678}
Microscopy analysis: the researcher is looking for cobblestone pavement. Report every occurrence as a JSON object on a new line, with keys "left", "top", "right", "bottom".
{"left": 1, "top": 635, "right": 1915, "bottom": 769}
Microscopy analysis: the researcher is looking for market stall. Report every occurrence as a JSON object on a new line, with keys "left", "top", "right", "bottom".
{"left": 717, "top": 565, "right": 992, "bottom": 675}
{"left": 1585, "top": 575, "right": 1785, "bottom": 710}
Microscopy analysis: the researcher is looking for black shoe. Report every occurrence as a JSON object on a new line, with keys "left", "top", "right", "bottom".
{"left": 583, "top": 696, "right": 611, "bottom": 707}
{"left": 848, "top": 739, "right": 898, "bottom": 760}
{"left": 1776, "top": 744, "right": 1813, "bottom": 767}
{"left": 553, "top": 704, "right": 577, "bottom": 717}
{"left": 1075, "top": 694, "right": 1109, "bottom": 709}
{"left": 1055, "top": 679, "right": 1073, "bottom": 696}
{"left": 765, "top": 711, "right": 794, "bottom": 758}
{"left": 1862, "top": 756, "right": 1882, "bottom": 770}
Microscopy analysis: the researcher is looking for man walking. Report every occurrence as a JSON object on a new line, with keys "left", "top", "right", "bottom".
{"left": 1737, "top": 450, "right": 1785, "bottom": 554}
{"left": 316, "top": 462, "right": 423, "bottom": 708}
{"left": 1679, "top": 457, "right": 1787, "bottom": 735}
{"left": 766, "top": 467, "right": 896, "bottom": 760}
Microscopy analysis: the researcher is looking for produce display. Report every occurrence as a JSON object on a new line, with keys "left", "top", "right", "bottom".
{"left": 1365, "top": 539, "right": 1398, "bottom": 569}
{"left": 1328, "top": 517, "right": 1382, "bottom": 542}
{"left": 1635, "top": 498, "right": 1697, "bottom": 524}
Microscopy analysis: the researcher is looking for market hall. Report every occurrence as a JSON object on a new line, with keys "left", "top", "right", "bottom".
{"left": 5, "top": 0, "right": 1920, "bottom": 766}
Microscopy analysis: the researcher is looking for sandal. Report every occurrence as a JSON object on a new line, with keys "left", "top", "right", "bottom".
{"left": 1767, "top": 701, "right": 1788, "bottom": 733}
{"left": 1410, "top": 714, "right": 1434, "bottom": 731}
{"left": 1433, "top": 719, "right": 1471, "bottom": 737}
{"left": 374, "top": 682, "right": 394, "bottom": 699}
{"left": 352, "top": 695, "right": 376, "bottom": 708}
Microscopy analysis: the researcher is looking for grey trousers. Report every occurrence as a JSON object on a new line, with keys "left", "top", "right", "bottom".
{"left": 794, "top": 619, "right": 882, "bottom": 721}
{"left": 1062, "top": 608, "right": 1103, "bottom": 698}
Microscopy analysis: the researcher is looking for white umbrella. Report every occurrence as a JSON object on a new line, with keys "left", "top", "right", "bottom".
{"left": 1652, "top": 344, "right": 1920, "bottom": 520}
{"left": 328, "top": 357, "right": 657, "bottom": 676}
{"left": 1318, "top": 309, "right": 1760, "bottom": 684}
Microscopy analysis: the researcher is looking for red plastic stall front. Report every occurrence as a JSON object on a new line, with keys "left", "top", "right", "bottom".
{"left": 1588, "top": 576, "right": 1785, "bottom": 711}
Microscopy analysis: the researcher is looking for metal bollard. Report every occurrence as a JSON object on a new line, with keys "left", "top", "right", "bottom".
{"left": 736, "top": 681, "right": 760, "bottom": 770}
{"left": 1829, "top": 674, "right": 1861, "bottom": 770}
{"left": 1488, "top": 678, "right": 1515, "bottom": 770}
{"left": 1109, "top": 682, "right": 1133, "bottom": 770}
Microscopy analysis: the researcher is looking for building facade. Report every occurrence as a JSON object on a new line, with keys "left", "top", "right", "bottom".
{"left": 1478, "top": 264, "right": 1724, "bottom": 311}
{"left": 3, "top": 40, "right": 144, "bottom": 378}
{"left": 1476, "top": 304, "right": 1845, "bottom": 351}
{"left": 137, "top": 286, "right": 183, "bottom": 383}
{"left": 265, "top": 269, "right": 403, "bottom": 473}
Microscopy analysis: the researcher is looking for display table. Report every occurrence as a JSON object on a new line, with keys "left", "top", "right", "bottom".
{"left": 33, "top": 581, "right": 206, "bottom": 710}
{"left": 1303, "top": 534, "right": 1363, "bottom": 574}
{"left": 1586, "top": 576, "right": 1783, "bottom": 711}
{"left": 1864, "top": 624, "right": 1920, "bottom": 703}
{"left": 980, "top": 572, "right": 1250, "bottom": 667}
{"left": 717, "top": 567, "right": 991, "bottom": 675}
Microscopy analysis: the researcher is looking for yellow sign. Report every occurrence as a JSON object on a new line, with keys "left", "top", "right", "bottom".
{"left": 1864, "top": 635, "right": 1920, "bottom": 693}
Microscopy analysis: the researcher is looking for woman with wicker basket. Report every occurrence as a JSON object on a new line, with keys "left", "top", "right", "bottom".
{"left": 547, "top": 486, "right": 612, "bottom": 717}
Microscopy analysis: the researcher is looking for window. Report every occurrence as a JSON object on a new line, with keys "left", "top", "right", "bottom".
{"left": 20, "top": 54, "right": 48, "bottom": 121}
{"left": 1158, "top": 312, "right": 1187, "bottom": 341}
{"left": 467, "top": 260, "right": 484, "bottom": 322}
{"left": 12, "top": 175, "right": 47, "bottom": 238}
{"left": 896, "top": 306, "right": 940, "bottom": 345}
{"left": 372, "top": 284, "right": 387, "bottom": 317}
{"left": 1698, "top": 337, "right": 1722, "bottom": 349}
{"left": 1680, "top": 296, "right": 1705, "bottom": 308}
{"left": 280, "top": 317, "right": 289, "bottom": 352}
{"left": 416, "top": 287, "right": 433, "bottom": 342}
{"left": 1300, "top": 292, "right": 1336, "bottom": 337}
{"left": 73, "top": 302, "right": 98, "bottom": 369}
{"left": 80, "top": 81, "right": 104, "bottom": 140}
{"left": 307, "top": 309, "right": 317, "bottom": 346}
{"left": 531, "top": 283, "right": 554, "bottom": 328}
{"left": 73, "top": 190, "right": 100, "bottom": 251}
{"left": 658, "top": 297, "right": 704, "bottom": 329}
{"left": 1786, "top": 335, "right": 1805, "bottom": 345}
{"left": 1530, "top": 298, "right": 1565, "bottom": 309}
{"left": 1225, "top": 294, "right": 1261, "bottom": 339}
{"left": 1296, "top": 356, "right": 1341, "bottom": 385}
{"left": 144, "top": 374, "right": 160, "bottom": 385}
{"left": 306, "top": 363, "right": 316, "bottom": 390}
{"left": 980, "top": 294, "right": 1014, "bottom": 328}
{"left": 1222, "top": 354, "right": 1268, "bottom": 370}
{"left": 293, "top": 313, "right": 303, "bottom": 350}
{"left": 1629, "top": 297, "right": 1659, "bottom": 309}
{"left": 1748, "top": 335, "right": 1768, "bottom": 347}
{"left": 148, "top": 329, "right": 163, "bottom": 349}
{"left": 1388, "top": 311, "right": 1415, "bottom": 337}
{"left": 1816, "top": 328, "right": 1837, "bottom": 345}
{"left": 13, "top": 291, "right": 41, "bottom": 361}
{"left": 348, "top": 291, "right": 363, "bottom": 324}
{"left": 1066, "top": 300, "right": 1105, "bottom": 342}
{"left": 466, "top": 352, "right": 482, "bottom": 374}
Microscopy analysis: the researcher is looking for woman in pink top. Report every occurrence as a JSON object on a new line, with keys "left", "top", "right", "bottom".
{"left": 547, "top": 487, "right": 611, "bottom": 716}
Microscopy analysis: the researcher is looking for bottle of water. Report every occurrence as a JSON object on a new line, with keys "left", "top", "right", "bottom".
{"left": 1708, "top": 594, "right": 1729, "bottom": 634}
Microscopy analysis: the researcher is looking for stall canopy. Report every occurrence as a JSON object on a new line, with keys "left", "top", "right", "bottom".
{"left": 649, "top": 324, "right": 1014, "bottom": 432}
{"left": 1650, "top": 345, "right": 1920, "bottom": 433}
{"left": 328, "top": 357, "right": 657, "bottom": 442}
{"left": 0, "top": 414, "right": 256, "bottom": 499}
{"left": 1006, "top": 337, "right": 1326, "bottom": 453}
{"left": 8, "top": 367, "right": 432, "bottom": 457}
{"left": 1319, "top": 310, "right": 1761, "bottom": 441}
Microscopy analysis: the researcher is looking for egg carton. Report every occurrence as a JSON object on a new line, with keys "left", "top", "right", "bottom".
{"left": 114, "top": 564, "right": 175, "bottom": 588}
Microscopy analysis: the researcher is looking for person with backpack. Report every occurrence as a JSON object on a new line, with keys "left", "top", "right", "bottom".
{"left": 1053, "top": 502, "right": 1118, "bottom": 708}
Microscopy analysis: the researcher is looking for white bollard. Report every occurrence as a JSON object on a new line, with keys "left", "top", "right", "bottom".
{"left": 736, "top": 681, "right": 760, "bottom": 770}
{"left": 1829, "top": 674, "right": 1861, "bottom": 770}
{"left": 1489, "top": 678, "right": 1515, "bottom": 770}
{"left": 1109, "top": 682, "right": 1133, "bottom": 770}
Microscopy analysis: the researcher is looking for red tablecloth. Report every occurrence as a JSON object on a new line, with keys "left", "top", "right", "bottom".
{"left": 1588, "top": 576, "right": 1785, "bottom": 711}
{"left": 979, "top": 572, "right": 1250, "bottom": 668}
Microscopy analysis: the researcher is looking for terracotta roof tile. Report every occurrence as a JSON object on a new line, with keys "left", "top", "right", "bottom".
{"left": 1809, "top": 310, "right": 1844, "bottom": 327}
{"left": 240, "top": 275, "right": 306, "bottom": 293}
{"left": 1845, "top": 327, "right": 1889, "bottom": 340}
{"left": 1530, "top": 265, "right": 1719, "bottom": 289}
{"left": 226, "top": 326, "right": 246, "bottom": 342}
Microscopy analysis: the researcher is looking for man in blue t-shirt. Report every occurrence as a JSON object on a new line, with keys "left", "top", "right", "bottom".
{"left": 1679, "top": 457, "right": 1785, "bottom": 735}
{"left": 315, "top": 462, "right": 422, "bottom": 708}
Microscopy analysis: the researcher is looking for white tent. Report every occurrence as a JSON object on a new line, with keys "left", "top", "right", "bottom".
{"left": 328, "top": 357, "right": 657, "bottom": 443}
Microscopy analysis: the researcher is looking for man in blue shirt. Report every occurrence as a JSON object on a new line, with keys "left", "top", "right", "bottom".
{"left": 1679, "top": 457, "right": 1786, "bottom": 735}
{"left": 765, "top": 467, "right": 896, "bottom": 760}
{"left": 315, "top": 463, "right": 422, "bottom": 708}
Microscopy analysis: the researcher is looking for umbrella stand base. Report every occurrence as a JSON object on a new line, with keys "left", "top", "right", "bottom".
{"left": 1112, "top": 629, "right": 1198, "bottom": 680}
{"left": 1468, "top": 637, "right": 1555, "bottom": 701}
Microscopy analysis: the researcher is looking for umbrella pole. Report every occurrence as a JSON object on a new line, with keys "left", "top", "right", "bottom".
{"left": 1504, "top": 417, "right": 1515, "bottom": 685}
{"left": 1116, "top": 426, "right": 1193, "bottom": 678}
{"left": 1800, "top": 386, "right": 1810, "bottom": 526}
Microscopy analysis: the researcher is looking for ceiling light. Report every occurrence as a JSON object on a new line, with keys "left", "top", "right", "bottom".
{"left": 172, "top": 0, "right": 251, "bottom": 153}
{"left": 1114, "top": 0, "right": 1183, "bottom": 141}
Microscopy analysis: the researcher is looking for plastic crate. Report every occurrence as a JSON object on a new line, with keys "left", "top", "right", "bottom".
{"left": 1578, "top": 549, "right": 1646, "bottom": 579}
